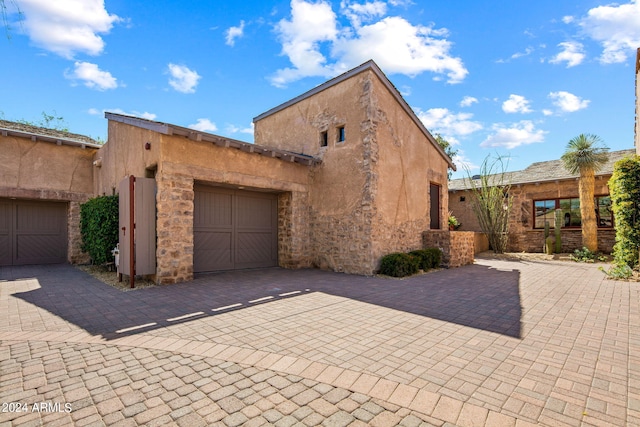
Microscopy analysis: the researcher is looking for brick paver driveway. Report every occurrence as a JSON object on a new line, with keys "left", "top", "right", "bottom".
{"left": 1, "top": 256, "right": 638, "bottom": 426}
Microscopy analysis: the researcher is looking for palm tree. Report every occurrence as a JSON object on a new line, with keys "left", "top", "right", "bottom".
{"left": 561, "top": 134, "right": 609, "bottom": 252}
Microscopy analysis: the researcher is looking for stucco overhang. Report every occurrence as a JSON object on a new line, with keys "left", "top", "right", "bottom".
{"left": 105, "top": 112, "right": 320, "bottom": 166}
{"left": 0, "top": 121, "right": 101, "bottom": 149}
{"left": 253, "top": 60, "right": 456, "bottom": 171}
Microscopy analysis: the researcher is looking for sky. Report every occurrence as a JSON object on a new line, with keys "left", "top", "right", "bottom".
{"left": 1, "top": 0, "right": 639, "bottom": 179}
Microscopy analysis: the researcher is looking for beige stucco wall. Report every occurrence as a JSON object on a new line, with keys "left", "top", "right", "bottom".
{"left": 93, "top": 121, "right": 161, "bottom": 195}
{"left": 0, "top": 134, "right": 97, "bottom": 263}
{"left": 255, "top": 71, "right": 374, "bottom": 274}
{"left": 449, "top": 176, "right": 614, "bottom": 253}
{"left": 1, "top": 134, "right": 95, "bottom": 195}
{"left": 367, "top": 74, "right": 449, "bottom": 265}
{"left": 255, "top": 69, "right": 451, "bottom": 274}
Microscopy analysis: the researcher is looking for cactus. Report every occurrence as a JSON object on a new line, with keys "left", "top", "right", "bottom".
{"left": 554, "top": 209, "right": 562, "bottom": 253}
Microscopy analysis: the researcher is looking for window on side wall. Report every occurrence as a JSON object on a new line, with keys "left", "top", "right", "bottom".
{"left": 320, "top": 130, "right": 328, "bottom": 147}
{"left": 533, "top": 196, "right": 613, "bottom": 229}
{"left": 337, "top": 126, "right": 345, "bottom": 143}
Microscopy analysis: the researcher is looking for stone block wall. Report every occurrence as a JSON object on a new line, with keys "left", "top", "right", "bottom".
{"left": 156, "top": 171, "right": 194, "bottom": 284}
{"left": 423, "top": 230, "right": 475, "bottom": 268}
{"left": 68, "top": 200, "right": 90, "bottom": 264}
{"left": 509, "top": 228, "right": 616, "bottom": 253}
{"left": 278, "top": 191, "right": 313, "bottom": 269}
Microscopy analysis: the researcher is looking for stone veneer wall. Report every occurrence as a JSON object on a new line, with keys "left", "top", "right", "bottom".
{"left": 156, "top": 171, "right": 194, "bottom": 284}
{"left": 423, "top": 230, "right": 475, "bottom": 268}
{"left": 278, "top": 191, "right": 313, "bottom": 269}
{"left": 509, "top": 229, "right": 616, "bottom": 253}
{"left": 68, "top": 201, "right": 90, "bottom": 264}
{"left": 310, "top": 210, "right": 374, "bottom": 274}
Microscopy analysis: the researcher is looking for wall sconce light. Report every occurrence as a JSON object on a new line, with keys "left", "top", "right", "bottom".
{"left": 145, "top": 142, "right": 151, "bottom": 150}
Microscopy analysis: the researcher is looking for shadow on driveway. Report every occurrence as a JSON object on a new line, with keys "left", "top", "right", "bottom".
{"left": 4, "top": 262, "right": 522, "bottom": 339}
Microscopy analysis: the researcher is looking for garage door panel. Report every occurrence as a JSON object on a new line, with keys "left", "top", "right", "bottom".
{"left": 0, "top": 200, "right": 10, "bottom": 266}
{"left": 236, "top": 232, "right": 276, "bottom": 267}
{"left": 0, "top": 199, "right": 67, "bottom": 266}
{"left": 194, "top": 187, "right": 277, "bottom": 273}
{"left": 15, "top": 234, "right": 67, "bottom": 264}
{"left": 194, "top": 231, "right": 233, "bottom": 271}
{"left": 236, "top": 196, "right": 275, "bottom": 229}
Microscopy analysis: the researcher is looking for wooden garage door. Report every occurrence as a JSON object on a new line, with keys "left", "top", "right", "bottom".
{"left": 193, "top": 186, "right": 278, "bottom": 273}
{"left": 0, "top": 199, "right": 68, "bottom": 266}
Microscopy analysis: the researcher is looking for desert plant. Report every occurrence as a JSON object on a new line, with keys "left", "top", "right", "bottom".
{"left": 600, "top": 263, "right": 634, "bottom": 280}
{"left": 609, "top": 155, "right": 640, "bottom": 269}
{"left": 561, "top": 134, "right": 609, "bottom": 252}
{"left": 465, "top": 155, "right": 513, "bottom": 253}
{"left": 570, "top": 246, "right": 606, "bottom": 263}
{"left": 409, "top": 248, "right": 443, "bottom": 270}
{"left": 80, "top": 195, "right": 119, "bottom": 265}
{"left": 379, "top": 253, "right": 420, "bottom": 277}
{"left": 554, "top": 209, "right": 562, "bottom": 253}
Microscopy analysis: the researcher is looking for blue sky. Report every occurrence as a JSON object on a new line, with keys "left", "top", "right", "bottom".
{"left": 2, "top": 0, "right": 639, "bottom": 178}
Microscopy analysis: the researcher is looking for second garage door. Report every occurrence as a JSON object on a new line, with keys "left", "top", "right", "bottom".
{"left": 0, "top": 199, "right": 68, "bottom": 266}
{"left": 194, "top": 186, "right": 278, "bottom": 273}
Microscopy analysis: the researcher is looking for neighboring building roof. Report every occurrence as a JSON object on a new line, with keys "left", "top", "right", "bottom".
{"left": 0, "top": 119, "right": 101, "bottom": 149}
{"left": 449, "top": 149, "right": 636, "bottom": 191}
{"left": 105, "top": 112, "right": 320, "bottom": 166}
{"left": 253, "top": 60, "right": 456, "bottom": 170}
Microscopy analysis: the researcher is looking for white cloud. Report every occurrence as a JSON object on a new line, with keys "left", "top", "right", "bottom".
{"left": 167, "top": 64, "right": 201, "bottom": 93}
{"left": 106, "top": 109, "right": 157, "bottom": 120}
{"left": 548, "top": 91, "right": 590, "bottom": 113}
{"left": 18, "top": 0, "right": 120, "bottom": 58}
{"left": 271, "top": 0, "right": 467, "bottom": 87}
{"left": 65, "top": 61, "right": 118, "bottom": 90}
{"left": 481, "top": 121, "right": 546, "bottom": 149}
{"left": 88, "top": 108, "right": 100, "bottom": 115}
{"left": 460, "top": 96, "right": 478, "bottom": 107}
{"left": 562, "top": 16, "right": 575, "bottom": 24}
{"left": 416, "top": 107, "right": 482, "bottom": 144}
{"left": 578, "top": 0, "right": 640, "bottom": 63}
{"left": 189, "top": 118, "right": 218, "bottom": 132}
{"left": 497, "top": 47, "right": 534, "bottom": 63}
{"left": 226, "top": 123, "right": 255, "bottom": 135}
{"left": 225, "top": 20, "right": 245, "bottom": 46}
{"left": 502, "top": 94, "right": 532, "bottom": 114}
{"left": 453, "top": 149, "right": 479, "bottom": 172}
{"left": 549, "top": 41, "right": 585, "bottom": 67}
{"left": 542, "top": 109, "right": 553, "bottom": 116}
{"left": 342, "top": 0, "right": 387, "bottom": 27}
{"left": 271, "top": 0, "right": 338, "bottom": 87}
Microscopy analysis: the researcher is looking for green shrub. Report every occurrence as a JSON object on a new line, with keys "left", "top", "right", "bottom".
{"left": 570, "top": 246, "right": 606, "bottom": 263}
{"left": 80, "top": 195, "right": 119, "bottom": 265}
{"left": 609, "top": 155, "right": 640, "bottom": 269}
{"left": 379, "top": 253, "right": 420, "bottom": 277}
{"left": 409, "top": 248, "right": 443, "bottom": 270}
{"left": 599, "top": 263, "right": 634, "bottom": 280}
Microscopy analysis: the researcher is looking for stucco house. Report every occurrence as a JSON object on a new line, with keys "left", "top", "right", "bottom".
{"left": 448, "top": 149, "right": 635, "bottom": 253}
{"left": 1, "top": 60, "right": 455, "bottom": 283}
{"left": 0, "top": 120, "right": 101, "bottom": 266}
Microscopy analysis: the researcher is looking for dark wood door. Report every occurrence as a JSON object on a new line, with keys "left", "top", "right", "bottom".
{"left": 193, "top": 186, "right": 277, "bottom": 273}
{"left": 430, "top": 183, "right": 441, "bottom": 230}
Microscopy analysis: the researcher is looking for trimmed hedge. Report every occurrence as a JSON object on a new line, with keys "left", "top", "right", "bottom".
{"left": 80, "top": 195, "right": 119, "bottom": 265}
{"left": 409, "top": 248, "right": 443, "bottom": 270}
{"left": 379, "top": 253, "right": 420, "bottom": 277}
{"left": 609, "top": 155, "right": 640, "bottom": 269}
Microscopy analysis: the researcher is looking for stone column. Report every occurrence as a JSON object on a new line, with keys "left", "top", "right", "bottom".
{"left": 67, "top": 200, "right": 90, "bottom": 264}
{"left": 156, "top": 172, "right": 194, "bottom": 284}
{"left": 278, "top": 191, "right": 312, "bottom": 268}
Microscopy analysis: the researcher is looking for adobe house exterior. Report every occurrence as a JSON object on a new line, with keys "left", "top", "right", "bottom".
{"left": 91, "top": 61, "right": 454, "bottom": 284}
{"left": 0, "top": 120, "right": 100, "bottom": 266}
{"left": 448, "top": 149, "right": 635, "bottom": 253}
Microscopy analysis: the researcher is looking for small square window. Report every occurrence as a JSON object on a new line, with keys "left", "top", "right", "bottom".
{"left": 337, "top": 126, "right": 345, "bottom": 143}
{"left": 320, "top": 131, "right": 328, "bottom": 147}
{"left": 459, "top": 196, "right": 465, "bottom": 202}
